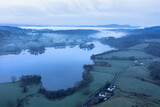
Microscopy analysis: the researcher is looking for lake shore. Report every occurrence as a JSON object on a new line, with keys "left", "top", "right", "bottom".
{"left": 1, "top": 40, "right": 160, "bottom": 107}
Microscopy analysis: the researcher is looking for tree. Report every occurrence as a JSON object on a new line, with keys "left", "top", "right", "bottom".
{"left": 11, "top": 76, "right": 17, "bottom": 83}
{"left": 22, "top": 86, "right": 27, "bottom": 93}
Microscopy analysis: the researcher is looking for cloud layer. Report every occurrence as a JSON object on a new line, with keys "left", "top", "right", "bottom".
{"left": 0, "top": 0, "right": 160, "bottom": 26}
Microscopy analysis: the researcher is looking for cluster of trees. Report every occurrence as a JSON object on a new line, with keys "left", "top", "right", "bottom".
{"left": 91, "top": 54, "right": 136, "bottom": 61}
{"left": 20, "top": 75, "right": 41, "bottom": 87}
{"left": 39, "top": 87, "right": 76, "bottom": 99}
{"left": 53, "top": 42, "right": 66, "bottom": 46}
{"left": 145, "top": 42, "right": 160, "bottom": 57}
{"left": 148, "top": 61, "right": 160, "bottom": 80}
{"left": 91, "top": 50, "right": 119, "bottom": 60}
{"left": 101, "top": 36, "right": 140, "bottom": 49}
{"left": 28, "top": 46, "right": 46, "bottom": 55}
{"left": 39, "top": 65, "right": 93, "bottom": 99}
{"left": 83, "top": 65, "right": 93, "bottom": 73}
{"left": 82, "top": 65, "right": 93, "bottom": 82}
{"left": 19, "top": 75, "right": 41, "bottom": 93}
{"left": 79, "top": 43, "right": 95, "bottom": 50}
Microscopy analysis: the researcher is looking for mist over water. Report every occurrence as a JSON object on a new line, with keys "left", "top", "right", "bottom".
{"left": 20, "top": 26, "right": 127, "bottom": 38}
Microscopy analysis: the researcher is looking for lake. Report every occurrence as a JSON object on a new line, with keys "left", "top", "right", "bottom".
{"left": 0, "top": 41, "right": 113, "bottom": 90}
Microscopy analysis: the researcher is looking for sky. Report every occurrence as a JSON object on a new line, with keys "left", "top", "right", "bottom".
{"left": 0, "top": 0, "right": 160, "bottom": 26}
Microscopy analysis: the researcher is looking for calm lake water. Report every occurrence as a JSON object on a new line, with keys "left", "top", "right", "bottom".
{"left": 0, "top": 42, "right": 113, "bottom": 90}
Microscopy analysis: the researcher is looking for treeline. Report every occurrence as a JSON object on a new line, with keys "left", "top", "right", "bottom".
{"left": 91, "top": 50, "right": 119, "bottom": 60}
{"left": 39, "top": 65, "right": 93, "bottom": 99}
{"left": 148, "top": 61, "right": 160, "bottom": 80}
{"left": 49, "top": 29, "right": 99, "bottom": 36}
{"left": 145, "top": 42, "right": 160, "bottom": 57}
{"left": 101, "top": 36, "right": 140, "bottom": 49}
{"left": 100, "top": 26, "right": 160, "bottom": 49}
{"left": 92, "top": 55, "right": 136, "bottom": 61}
{"left": 36, "top": 29, "right": 99, "bottom": 36}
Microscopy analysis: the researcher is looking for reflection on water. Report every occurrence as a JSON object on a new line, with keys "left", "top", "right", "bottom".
{"left": 28, "top": 46, "right": 46, "bottom": 55}
{"left": 0, "top": 42, "right": 113, "bottom": 90}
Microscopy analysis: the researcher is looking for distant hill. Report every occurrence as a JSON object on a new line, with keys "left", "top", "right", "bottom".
{"left": 143, "top": 26, "right": 160, "bottom": 30}
{"left": 0, "top": 23, "right": 140, "bottom": 29}
{"left": 0, "top": 26, "right": 27, "bottom": 32}
{"left": 89, "top": 24, "right": 139, "bottom": 28}
{"left": 100, "top": 26, "right": 160, "bottom": 49}
{"left": 53, "top": 24, "right": 140, "bottom": 29}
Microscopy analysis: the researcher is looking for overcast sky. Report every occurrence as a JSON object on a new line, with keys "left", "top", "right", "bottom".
{"left": 0, "top": 0, "right": 160, "bottom": 26}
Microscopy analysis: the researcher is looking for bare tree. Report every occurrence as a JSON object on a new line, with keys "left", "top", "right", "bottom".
{"left": 11, "top": 76, "right": 17, "bottom": 83}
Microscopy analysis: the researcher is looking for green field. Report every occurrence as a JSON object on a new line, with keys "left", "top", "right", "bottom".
{"left": 0, "top": 82, "right": 41, "bottom": 107}
{"left": 92, "top": 42, "right": 160, "bottom": 107}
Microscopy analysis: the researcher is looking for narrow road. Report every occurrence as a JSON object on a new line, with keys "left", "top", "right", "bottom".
{"left": 110, "top": 65, "right": 130, "bottom": 85}
{"left": 81, "top": 65, "right": 130, "bottom": 107}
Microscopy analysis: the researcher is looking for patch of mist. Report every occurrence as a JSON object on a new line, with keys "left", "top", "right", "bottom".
{"left": 90, "top": 30, "right": 127, "bottom": 39}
